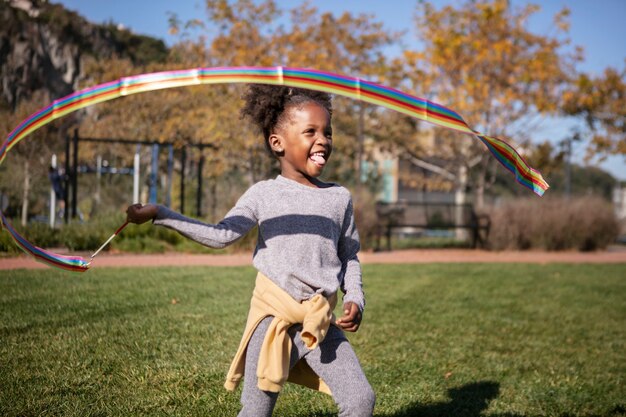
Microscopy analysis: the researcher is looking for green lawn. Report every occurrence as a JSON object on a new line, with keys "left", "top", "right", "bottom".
{"left": 1, "top": 263, "right": 624, "bottom": 416}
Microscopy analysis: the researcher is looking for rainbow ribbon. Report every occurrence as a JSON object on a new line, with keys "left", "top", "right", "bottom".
{"left": 0, "top": 66, "right": 549, "bottom": 271}
{"left": 0, "top": 212, "right": 89, "bottom": 271}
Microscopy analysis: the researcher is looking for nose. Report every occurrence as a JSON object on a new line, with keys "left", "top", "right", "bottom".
{"left": 315, "top": 133, "right": 331, "bottom": 148}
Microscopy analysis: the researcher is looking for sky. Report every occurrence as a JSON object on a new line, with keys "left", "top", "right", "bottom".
{"left": 54, "top": 0, "right": 626, "bottom": 181}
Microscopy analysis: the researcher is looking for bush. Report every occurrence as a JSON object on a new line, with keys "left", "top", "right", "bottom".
{"left": 0, "top": 213, "right": 130, "bottom": 254}
{"left": 23, "top": 223, "right": 62, "bottom": 248}
{"left": 59, "top": 221, "right": 112, "bottom": 251}
{"left": 0, "top": 220, "right": 61, "bottom": 254}
{"left": 0, "top": 227, "right": 21, "bottom": 254}
{"left": 488, "top": 196, "right": 619, "bottom": 251}
{"left": 112, "top": 236, "right": 168, "bottom": 254}
{"left": 109, "top": 216, "right": 176, "bottom": 253}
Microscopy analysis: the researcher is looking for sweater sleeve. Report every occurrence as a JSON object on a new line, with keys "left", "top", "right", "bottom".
{"left": 153, "top": 187, "right": 258, "bottom": 249}
{"left": 337, "top": 197, "right": 365, "bottom": 312}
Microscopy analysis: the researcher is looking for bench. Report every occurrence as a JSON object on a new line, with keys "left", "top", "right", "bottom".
{"left": 375, "top": 202, "right": 491, "bottom": 251}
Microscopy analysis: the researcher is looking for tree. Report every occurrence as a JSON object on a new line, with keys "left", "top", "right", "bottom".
{"left": 0, "top": 92, "right": 59, "bottom": 225}
{"left": 75, "top": 1, "right": 396, "bottom": 218}
{"left": 397, "top": 0, "right": 578, "bottom": 208}
{"left": 76, "top": 55, "right": 237, "bottom": 214}
{"left": 489, "top": 138, "right": 617, "bottom": 200}
{"left": 164, "top": 0, "right": 399, "bottom": 190}
{"left": 527, "top": 140, "right": 566, "bottom": 181}
{"left": 562, "top": 65, "right": 626, "bottom": 160}
{"left": 274, "top": 2, "right": 399, "bottom": 185}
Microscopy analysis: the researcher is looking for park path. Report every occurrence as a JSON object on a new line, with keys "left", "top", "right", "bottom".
{"left": 1, "top": 247, "right": 625, "bottom": 270}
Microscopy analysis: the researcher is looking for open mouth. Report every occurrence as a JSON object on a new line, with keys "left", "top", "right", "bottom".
{"left": 309, "top": 151, "right": 327, "bottom": 167}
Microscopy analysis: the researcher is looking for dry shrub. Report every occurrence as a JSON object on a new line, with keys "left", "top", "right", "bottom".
{"left": 488, "top": 196, "right": 619, "bottom": 251}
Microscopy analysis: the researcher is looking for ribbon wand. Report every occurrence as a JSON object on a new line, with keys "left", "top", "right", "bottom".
{"left": 89, "top": 221, "right": 128, "bottom": 264}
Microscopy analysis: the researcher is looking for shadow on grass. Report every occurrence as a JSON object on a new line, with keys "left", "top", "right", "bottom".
{"left": 379, "top": 381, "right": 505, "bottom": 417}
{"left": 373, "top": 381, "right": 626, "bottom": 417}
{"left": 299, "top": 381, "right": 504, "bottom": 417}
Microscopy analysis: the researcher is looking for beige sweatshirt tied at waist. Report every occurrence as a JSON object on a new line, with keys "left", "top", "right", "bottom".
{"left": 224, "top": 272, "right": 337, "bottom": 394}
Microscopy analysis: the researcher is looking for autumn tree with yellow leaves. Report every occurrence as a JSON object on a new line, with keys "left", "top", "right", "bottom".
{"left": 562, "top": 65, "right": 626, "bottom": 160}
{"left": 398, "top": 0, "right": 579, "bottom": 208}
{"left": 0, "top": 93, "right": 62, "bottom": 226}
{"left": 76, "top": 0, "right": 396, "bottom": 220}
{"left": 9, "top": 0, "right": 617, "bottom": 226}
{"left": 169, "top": 0, "right": 398, "bottom": 185}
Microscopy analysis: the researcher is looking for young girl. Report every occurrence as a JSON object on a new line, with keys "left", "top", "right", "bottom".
{"left": 126, "top": 84, "right": 375, "bottom": 416}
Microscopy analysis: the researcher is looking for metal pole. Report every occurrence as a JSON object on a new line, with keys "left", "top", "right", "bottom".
{"left": 564, "top": 136, "right": 572, "bottom": 199}
{"left": 71, "top": 129, "right": 78, "bottom": 219}
{"left": 64, "top": 133, "right": 70, "bottom": 224}
{"left": 357, "top": 103, "right": 365, "bottom": 183}
{"left": 165, "top": 145, "right": 173, "bottom": 207}
{"left": 149, "top": 143, "right": 159, "bottom": 204}
{"left": 95, "top": 155, "right": 102, "bottom": 211}
{"left": 197, "top": 148, "right": 204, "bottom": 217}
{"left": 180, "top": 146, "right": 186, "bottom": 215}
{"left": 133, "top": 145, "right": 141, "bottom": 204}
{"left": 49, "top": 154, "right": 57, "bottom": 227}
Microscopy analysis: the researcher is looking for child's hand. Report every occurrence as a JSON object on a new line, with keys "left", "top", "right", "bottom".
{"left": 336, "top": 302, "right": 362, "bottom": 332}
{"left": 126, "top": 203, "right": 158, "bottom": 224}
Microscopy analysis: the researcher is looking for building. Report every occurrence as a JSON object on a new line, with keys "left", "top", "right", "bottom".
{"left": 613, "top": 183, "right": 626, "bottom": 237}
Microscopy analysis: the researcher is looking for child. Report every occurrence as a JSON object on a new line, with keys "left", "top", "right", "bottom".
{"left": 126, "top": 84, "right": 375, "bottom": 416}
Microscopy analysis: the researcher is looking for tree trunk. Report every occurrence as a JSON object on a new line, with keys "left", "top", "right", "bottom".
{"left": 475, "top": 159, "right": 488, "bottom": 211}
{"left": 455, "top": 164, "right": 469, "bottom": 241}
{"left": 210, "top": 181, "right": 217, "bottom": 222}
{"left": 356, "top": 103, "right": 365, "bottom": 183}
{"left": 247, "top": 150, "right": 257, "bottom": 187}
{"left": 21, "top": 159, "right": 30, "bottom": 226}
{"left": 91, "top": 155, "right": 102, "bottom": 217}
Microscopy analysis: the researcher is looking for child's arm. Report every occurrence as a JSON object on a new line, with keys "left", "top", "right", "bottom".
{"left": 337, "top": 198, "right": 365, "bottom": 332}
{"left": 150, "top": 204, "right": 256, "bottom": 249}
{"left": 125, "top": 187, "right": 258, "bottom": 249}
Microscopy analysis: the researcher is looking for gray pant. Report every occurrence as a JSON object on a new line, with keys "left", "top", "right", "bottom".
{"left": 237, "top": 316, "right": 375, "bottom": 417}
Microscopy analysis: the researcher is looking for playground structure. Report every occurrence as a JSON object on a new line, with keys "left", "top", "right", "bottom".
{"left": 50, "top": 129, "right": 216, "bottom": 226}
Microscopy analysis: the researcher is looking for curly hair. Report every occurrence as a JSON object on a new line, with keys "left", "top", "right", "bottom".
{"left": 240, "top": 84, "right": 332, "bottom": 154}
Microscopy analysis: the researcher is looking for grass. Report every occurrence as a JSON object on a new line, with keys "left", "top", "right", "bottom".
{"left": 0, "top": 263, "right": 624, "bottom": 416}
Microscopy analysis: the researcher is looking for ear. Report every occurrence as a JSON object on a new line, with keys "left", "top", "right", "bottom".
{"left": 268, "top": 133, "right": 284, "bottom": 155}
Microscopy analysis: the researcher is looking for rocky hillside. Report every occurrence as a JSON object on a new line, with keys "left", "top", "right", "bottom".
{"left": 1, "top": 0, "right": 168, "bottom": 110}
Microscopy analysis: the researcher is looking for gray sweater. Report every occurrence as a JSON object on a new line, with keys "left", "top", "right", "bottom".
{"left": 153, "top": 175, "right": 365, "bottom": 311}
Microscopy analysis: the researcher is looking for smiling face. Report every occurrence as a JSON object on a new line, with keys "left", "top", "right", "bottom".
{"left": 269, "top": 101, "right": 333, "bottom": 187}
